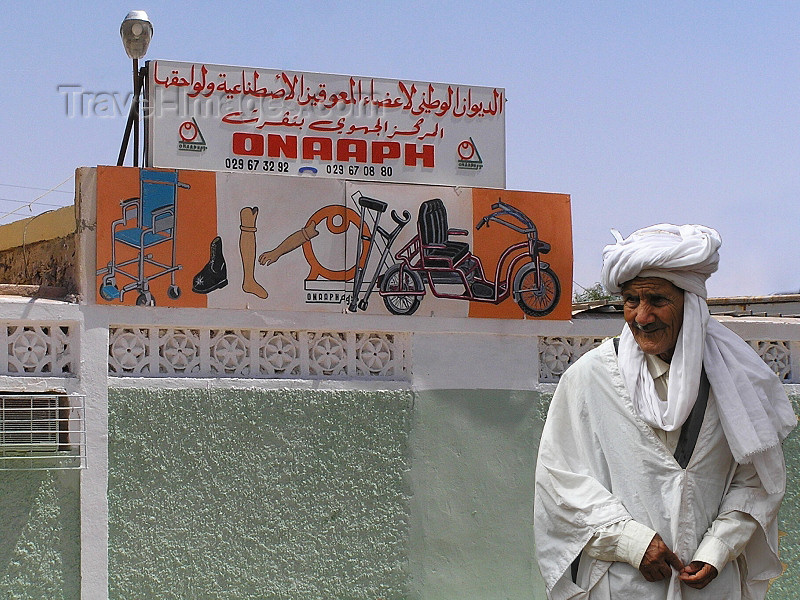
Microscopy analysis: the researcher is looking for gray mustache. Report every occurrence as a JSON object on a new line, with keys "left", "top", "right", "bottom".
{"left": 631, "top": 322, "right": 661, "bottom": 333}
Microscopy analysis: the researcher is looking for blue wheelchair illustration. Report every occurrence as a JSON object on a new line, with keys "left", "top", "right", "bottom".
{"left": 97, "top": 169, "right": 189, "bottom": 306}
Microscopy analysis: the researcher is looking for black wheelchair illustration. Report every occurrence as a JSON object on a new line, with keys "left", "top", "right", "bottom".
{"left": 377, "top": 198, "right": 561, "bottom": 317}
{"left": 97, "top": 169, "right": 189, "bottom": 306}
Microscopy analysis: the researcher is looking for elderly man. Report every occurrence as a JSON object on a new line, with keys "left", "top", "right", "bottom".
{"left": 534, "top": 224, "right": 796, "bottom": 599}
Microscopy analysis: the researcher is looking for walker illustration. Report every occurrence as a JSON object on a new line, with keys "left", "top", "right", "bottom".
{"left": 97, "top": 169, "right": 189, "bottom": 306}
{"left": 347, "top": 192, "right": 411, "bottom": 312}
{"left": 379, "top": 198, "right": 560, "bottom": 317}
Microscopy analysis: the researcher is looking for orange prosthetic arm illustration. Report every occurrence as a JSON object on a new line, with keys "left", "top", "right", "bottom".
{"left": 259, "top": 220, "right": 319, "bottom": 266}
{"left": 239, "top": 207, "right": 268, "bottom": 299}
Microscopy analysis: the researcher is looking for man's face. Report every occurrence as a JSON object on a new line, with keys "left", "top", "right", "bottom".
{"left": 621, "top": 277, "right": 685, "bottom": 362}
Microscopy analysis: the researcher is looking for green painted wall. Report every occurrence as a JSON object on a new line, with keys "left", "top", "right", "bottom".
{"left": 767, "top": 394, "right": 800, "bottom": 599}
{"left": 0, "top": 470, "right": 81, "bottom": 600}
{"left": 408, "top": 389, "right": 546, "bottom": 599}
{"left": 108, "top": 388, "right": 412, "bottom": 600}
{"left": 107, "top": 388, "right": 798, "bottom": 600}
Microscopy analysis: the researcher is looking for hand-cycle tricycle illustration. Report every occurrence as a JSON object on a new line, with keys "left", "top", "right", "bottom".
{"left": 96, "top": 169, "right": 190, "bottom": 306}
{"left": 348, "top": 195, "right": 561, "bottom": 317}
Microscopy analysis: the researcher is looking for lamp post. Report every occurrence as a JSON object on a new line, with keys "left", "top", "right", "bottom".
{"left": 117, "top": 10, "right": 153, "bottom": 167}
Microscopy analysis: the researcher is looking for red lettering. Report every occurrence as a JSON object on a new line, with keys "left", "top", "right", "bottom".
{"left": 230, "top": 135, "right": 436, "bottom": 169}
{"left": 232, "top": 132, "right": 264, "bottom": 156}
{"left": 404, "top": 143, "right": 435, "bottom": 168}
{"left": 337, "top": 139, "right": 367, "bottom": 163}
{"left": 302, "top": 137, "right": 333, "bottom": 161}
{"left": 372, "top": 141, "right": 401, "bottom": 164}
{"left": 267, "top": 134, "right": 298, "bottom": 159}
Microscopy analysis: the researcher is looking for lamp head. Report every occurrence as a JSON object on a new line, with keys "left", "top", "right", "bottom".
{"left": 120, "top": 10, "right": 153, "bottom": 59}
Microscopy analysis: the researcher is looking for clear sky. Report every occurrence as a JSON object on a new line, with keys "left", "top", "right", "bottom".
{"left": 2, "top": 1, "right": 798, "bottom": 297}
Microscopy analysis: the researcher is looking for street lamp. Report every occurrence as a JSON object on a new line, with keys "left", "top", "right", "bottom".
{"left": 117, "top": 10, "right": 153, "bottom": 167}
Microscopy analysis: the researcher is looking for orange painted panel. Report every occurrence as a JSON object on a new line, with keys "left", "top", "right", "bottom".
{"left": 95, "top": 166, "right": 217, "bottom": 307}
{"left": 469, "top": 189, "right": 572, "bottom": 320}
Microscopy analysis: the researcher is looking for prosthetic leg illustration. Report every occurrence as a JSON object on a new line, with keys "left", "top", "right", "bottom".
{"left": 239, "top": 206, "right": 320, "bottom": 300}
{"left": 239, "top": 207, "right": 269, "bottom": 299}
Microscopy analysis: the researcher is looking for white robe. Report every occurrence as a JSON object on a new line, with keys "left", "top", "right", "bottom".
{"left": 534, "top": 339, "right": 785, "bottom": 600}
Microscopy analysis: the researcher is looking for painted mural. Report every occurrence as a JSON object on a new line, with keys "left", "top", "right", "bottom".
{"left": 94, "top": 166, "right": 572, "bottom": 319}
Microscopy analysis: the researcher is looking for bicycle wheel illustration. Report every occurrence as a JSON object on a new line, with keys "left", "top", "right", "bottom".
{"left": 380, "top": 264, "right": 424, "bottom": 316}
{"left": 513, "top": 263, "right": 560, "bottom": 317}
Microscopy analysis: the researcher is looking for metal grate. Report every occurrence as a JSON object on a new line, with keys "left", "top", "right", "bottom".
{"left": 0, "top": 394, "right": 86, "bottom": 469}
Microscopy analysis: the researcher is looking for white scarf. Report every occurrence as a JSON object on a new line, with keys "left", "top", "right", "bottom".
{"left": 603, "top": 224, "right": 796, "bottom": 494}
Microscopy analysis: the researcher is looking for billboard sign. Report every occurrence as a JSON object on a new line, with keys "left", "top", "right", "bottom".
{"left": 93, "top": 167, "right": 571, "bottom": 320}
{"left": 145, "top": 60, "right": 505, "bottom": 188}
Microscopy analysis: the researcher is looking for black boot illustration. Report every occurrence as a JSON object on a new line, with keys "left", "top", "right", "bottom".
{"left": 193, "top": 236, "right": 228, "bottom": 293}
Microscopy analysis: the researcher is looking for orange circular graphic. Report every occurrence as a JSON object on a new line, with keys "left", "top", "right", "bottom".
{"left": 303, "top": 205, "right": 369, "bottom": 281}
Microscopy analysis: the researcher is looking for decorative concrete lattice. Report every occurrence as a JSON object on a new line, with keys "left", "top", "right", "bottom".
{"left": 538, "top": 336, "right": 607, "bottom": 383}
{"left": 0, "top": 323, "right": 74, "bottom": 376}
{"left": 539, "top": 336, "right": 798, "bottom": 383}
{"left": 748, "top": 340, "right": 793, "bottom": 382}
{"left": 108, "top": 326, "right": 409, "bottom": 380}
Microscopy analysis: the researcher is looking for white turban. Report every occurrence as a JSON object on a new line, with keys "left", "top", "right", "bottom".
{"left": 601, "top": 223, "right": 720, "bottom": 297}
{"left": 601, "top": 224, "right": 796, "bottom": 495}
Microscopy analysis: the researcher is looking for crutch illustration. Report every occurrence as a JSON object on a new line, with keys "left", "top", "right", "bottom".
{"left": 348, "top": 192, "right": 411, "bottom": 313}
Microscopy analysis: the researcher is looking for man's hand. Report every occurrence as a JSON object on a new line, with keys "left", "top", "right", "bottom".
{"left": 679, "top": 561, "right": 718, "bottom": 589}
{"left": 639, "top": 533, "right": 684, "bottom": 582}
